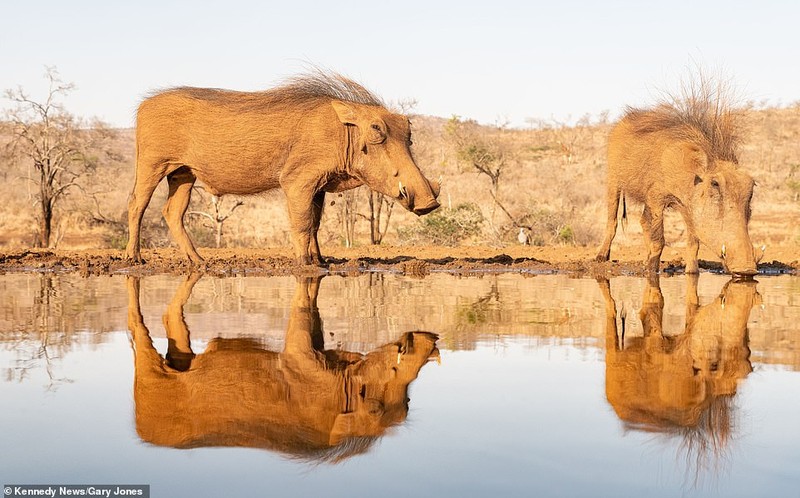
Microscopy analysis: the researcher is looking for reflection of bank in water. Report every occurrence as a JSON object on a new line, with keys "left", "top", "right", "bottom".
{"left": 127, "top": 273, "right": 439, "bottom": 463}
{"left": 599, "top": 275, "right": 758, "bottom": 481}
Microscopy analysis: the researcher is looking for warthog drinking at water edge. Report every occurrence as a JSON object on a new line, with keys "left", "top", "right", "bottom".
{"left": 126, "top": 71, "right": 440, "bottom": 265}
{"left": 595, "top": 92, "right": 758, "bottom": 276}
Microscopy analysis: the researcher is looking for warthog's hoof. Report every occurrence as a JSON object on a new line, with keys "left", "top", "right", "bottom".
{"left": 125, "top": 255, "right": 146, "bottom": 265}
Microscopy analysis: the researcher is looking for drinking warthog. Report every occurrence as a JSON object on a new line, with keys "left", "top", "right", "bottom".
{"left": 595, "top": 101, "right": 758, "bottom": 275}
{"left": 127, "top": 274, "right": 439, "bottom": 462}
{"left": 126, "top": 71, "right": 440, "bottom": 265}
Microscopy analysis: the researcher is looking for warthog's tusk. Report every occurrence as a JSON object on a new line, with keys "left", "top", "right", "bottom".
{"left": 721, "top": 295, "right": 726, "bottom": 310}
{"left": 397, "top": 352, "right": 402, "bottom": 365}
{"left": 398, "top": 181, "right": 408, "bottom": 199}
{"left": 720, "top": 244, "right": 727, "bottom": 259}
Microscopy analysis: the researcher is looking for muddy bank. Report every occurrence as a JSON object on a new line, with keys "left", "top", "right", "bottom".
{"left": 0, "top": 245, "right": 796, "bottom": 278}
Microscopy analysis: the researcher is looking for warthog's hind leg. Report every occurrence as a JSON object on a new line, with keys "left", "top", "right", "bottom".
{"left": 595, "top": 185, "right": 621, "bottom": 262}
{"left": 163, "top": 167, "right": 203, "bottom": 264}
{"left": 126, "top": 163, "right": 166, "bottom": 263}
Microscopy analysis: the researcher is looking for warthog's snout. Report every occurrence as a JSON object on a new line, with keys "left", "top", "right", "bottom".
{"left": 398, "top": 176, "right": 440, "bottom": 216}
{"left": 413, "top": 199, "right": 440, "bottom": 216}
{"left": 721, "top": 244, "right": 758, "bottom": 278}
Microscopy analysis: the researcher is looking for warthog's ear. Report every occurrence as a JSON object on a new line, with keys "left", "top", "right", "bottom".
{"left": 331, "top": 100, "right": 358, "bottom": 125}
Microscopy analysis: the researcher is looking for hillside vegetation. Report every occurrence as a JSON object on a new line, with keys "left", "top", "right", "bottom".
{"left": 1, "top": 105, "right": 799, "bottom": 253}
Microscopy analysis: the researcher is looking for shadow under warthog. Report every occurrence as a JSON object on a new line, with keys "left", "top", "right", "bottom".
{"left": 126, "top": 274, "right": 439, "bottom": 463}
{"left": 598, "top": 274, "right": 758, "bottom": 479}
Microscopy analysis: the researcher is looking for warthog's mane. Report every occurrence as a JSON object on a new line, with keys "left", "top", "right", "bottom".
{"left": 167, "top": 71, "right": 385, "bottom": 112}
{"left": 624, "top": 94, "right": 744, "bottom": 163}
{"left": 277, "top": 70, "right": 385, "bottom": 107}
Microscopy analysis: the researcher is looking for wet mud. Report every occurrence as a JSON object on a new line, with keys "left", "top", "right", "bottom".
{"left": 0, "top": 246, "right": 795, "bottom": 278}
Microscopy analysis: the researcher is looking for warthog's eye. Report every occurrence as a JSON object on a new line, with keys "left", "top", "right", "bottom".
{"left": 711, "top": 180, "right": 720, "bottom": 189}
{"left": 368, "top": 122, "right": 387, "bottom": 144}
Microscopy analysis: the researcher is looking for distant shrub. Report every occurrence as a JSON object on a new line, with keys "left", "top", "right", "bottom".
{"left": 397, "top": 203, "right": 484, "bottom": 246}
{"left": 557, "top": 225, "right": 574, "bottom": 244}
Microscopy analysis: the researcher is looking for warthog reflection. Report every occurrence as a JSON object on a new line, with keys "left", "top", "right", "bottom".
{"left": 599, "top": 275, "right": 758, "bottom": 473}
{"left": 126, "top": 274, "right": 439, "bottom": 463}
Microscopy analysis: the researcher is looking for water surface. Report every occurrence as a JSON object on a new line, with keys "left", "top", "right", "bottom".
{"left": 1, "top": 272, "right": 798, "bottom": 497}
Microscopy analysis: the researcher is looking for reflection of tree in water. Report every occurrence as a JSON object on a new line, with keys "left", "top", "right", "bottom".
{"left": 5, "top": 275, "right": 75, "bottom": 389}
{"left": 600, "top": 274, "right": 758, "bottom": 489}
{"left": 450, "top": 275, "right": 573, "bottom": 351}
{"left": 450, "top": 279, "right": 501, "bottom": 350}
{"left": 2, "top": 274, "right": 126, "bottom": 388}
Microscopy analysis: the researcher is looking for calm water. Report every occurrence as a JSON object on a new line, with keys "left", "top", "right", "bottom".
{"left": 1, "top": 272, "right": 799, "bottom": 497}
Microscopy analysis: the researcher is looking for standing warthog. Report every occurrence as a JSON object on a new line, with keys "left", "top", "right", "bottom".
{"left": 126, "top": 71, "right": 440, "bottom": 265}
{"left": 595, "top": 100, "right": 758, "bottom": 276}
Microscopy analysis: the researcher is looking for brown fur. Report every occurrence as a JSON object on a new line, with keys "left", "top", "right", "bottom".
{"left": 125, "top": 71, "right": 440, "bottom": 265}
{"left": 126, "top": 274, "right": 438, "bottom": 463}
{"left": 595, "top": 88, "right": 757, "bottom": 275}
{"left": 599, "top": 275, "right": 756, "bottom": 472}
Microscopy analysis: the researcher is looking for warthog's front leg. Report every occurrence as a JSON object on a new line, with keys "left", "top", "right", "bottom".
{"left": 640, "top": 204, "right": 665, "bottom": 274}
{"left": 285, "top": 189, "right": 324, "bottom": 266}
{"left": 308, "top": 192, "right": 326, "bottom": 265}
{"left": 685, "top": 234, "right": 700, "bottom": 274}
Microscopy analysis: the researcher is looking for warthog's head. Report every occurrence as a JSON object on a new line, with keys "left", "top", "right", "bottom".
{"left": 332, "top": 101, "right": 440, "bottom": 215}
{"left": 683, "top": 148, "right": 757, "bottom": 276}
{"left": 688, "top": 278, "right": 757, "bottom": 394}
{"left": 330, "top": 332, "right": 439, "bottom": 444}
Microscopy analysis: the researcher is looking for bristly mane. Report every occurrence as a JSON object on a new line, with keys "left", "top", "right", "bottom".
{"left": 623, "top": 77, "right": 744, "bottom": 163}
{"left": 277, "top": 70, "right": 385, "bottom": 107}
{"left": 165, "top": 70, "right": 385, "bottom": 112}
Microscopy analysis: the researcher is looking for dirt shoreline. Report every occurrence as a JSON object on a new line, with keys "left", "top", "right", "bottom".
{"left": 0, "top": 245, "right": 796, "bottom": 278}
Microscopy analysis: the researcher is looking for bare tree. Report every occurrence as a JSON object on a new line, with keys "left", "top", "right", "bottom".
{"left": 187, "top": 186, "right": 244, "bottom": 248}
{"left": 3, "top": 67, "right": 115, "bottom": 247}
{"left": 365, "top": 189, "right": 395, "bottom": 244}
{"left": 444, "top": 116, "right": 520, "bottom": 231}
{"left": 340, "top": 190, "right": 358, "bottom": 248}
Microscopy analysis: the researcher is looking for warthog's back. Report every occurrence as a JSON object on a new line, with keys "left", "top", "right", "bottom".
{"left": 608, "top": 117, "right": 688, "bottom": 204}
{"left": 136, "top": 87, "right": 339, "bottom": 195}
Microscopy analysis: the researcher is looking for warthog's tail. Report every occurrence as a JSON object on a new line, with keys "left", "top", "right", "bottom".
{"left": 620, "top": 193, "right": 628, "bottom": 233}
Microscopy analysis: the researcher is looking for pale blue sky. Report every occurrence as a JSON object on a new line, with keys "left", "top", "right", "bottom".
{"left": 1, "top": 0, "right": 797, "bottom": 128}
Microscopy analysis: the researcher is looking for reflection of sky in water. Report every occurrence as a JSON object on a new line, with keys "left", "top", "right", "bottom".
{"left": 0, "top": 273, "right": 799, "bottom": 497}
